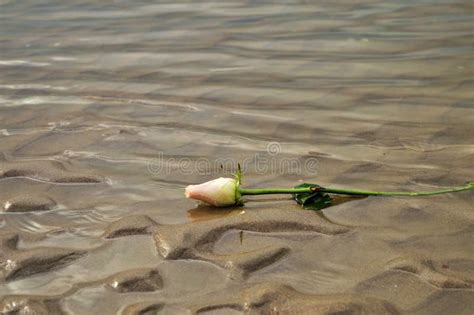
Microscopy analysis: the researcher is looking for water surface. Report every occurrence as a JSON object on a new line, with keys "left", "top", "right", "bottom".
{"left": 1, "top": 1, "right": 473, "bottom": 314}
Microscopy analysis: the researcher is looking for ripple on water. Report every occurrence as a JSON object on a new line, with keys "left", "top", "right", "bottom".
{"left": 0, "top": 0, "right": 473, "bottom": 313}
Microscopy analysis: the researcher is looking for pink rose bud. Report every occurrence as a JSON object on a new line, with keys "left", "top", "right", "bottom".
{"left": 185, "top": 177, "right": 238, "bottom": 207}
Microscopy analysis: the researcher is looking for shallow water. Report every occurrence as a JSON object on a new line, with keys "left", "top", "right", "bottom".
{"left": 1, "top": 0, "right": 473, "bottom": 314}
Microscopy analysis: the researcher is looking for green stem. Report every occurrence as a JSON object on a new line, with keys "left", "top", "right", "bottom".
{"left": 239, "top": 182, "right": 474, "bottom": 197}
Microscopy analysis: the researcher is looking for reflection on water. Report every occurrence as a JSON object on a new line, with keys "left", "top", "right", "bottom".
{"left": 187, "top": 205, "right": 239, "bottom": 222}
{"left": 1, "top": 0, "right": 473, "bottom": 314}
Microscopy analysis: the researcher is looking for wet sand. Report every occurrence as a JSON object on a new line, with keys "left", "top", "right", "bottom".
{"left": 1, "top": 0, "right": 474, "bottom": 314}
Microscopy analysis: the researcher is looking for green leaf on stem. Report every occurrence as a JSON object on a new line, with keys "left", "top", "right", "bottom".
{"left": 293, "top": 183, "right": 332, "bottom": 211}
{"left": 233, "top": 163, "right": 244, "bottom": 206}
{"left": 233, "top": 163, "right": 242, "bottom": 186}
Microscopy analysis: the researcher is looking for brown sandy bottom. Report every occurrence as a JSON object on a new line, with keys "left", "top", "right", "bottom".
{"left": 1, "top": 0, "right": 474, "bottom": 314}
{"left": 1, "top": 179, "right": 473, "bottom": 314}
